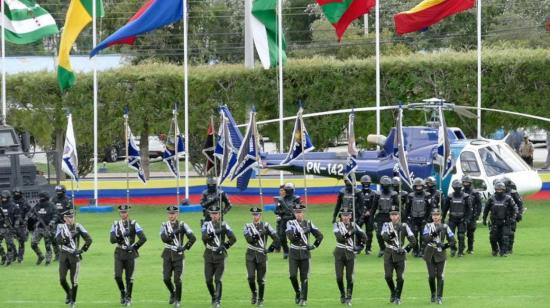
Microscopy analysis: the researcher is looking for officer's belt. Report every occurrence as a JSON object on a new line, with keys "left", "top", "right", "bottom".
{"left": 164, "top": 244, "right": 179, "bottom": 252}
{"left": 385, "top": 244, "right": 400, "bottom": 252}
{"left": 117, "top": 244, "right": 131, "bottom": 250}
{"left": 247, "top": 245, "right": 265, "bottom": 253}
{"left": 335, "top": 243, "right": 354, "bottom": 252}
{"left": 427, "top": 242, "right": 443, "bottom": 252}
{"left": 290, "top": 244, "right": 308, "bottom": 250}
{"left": 61, "top": 245, "right": 77, "bottom": 254}
{"left": 206, "top": 244, "right": 220, "bottom": 251}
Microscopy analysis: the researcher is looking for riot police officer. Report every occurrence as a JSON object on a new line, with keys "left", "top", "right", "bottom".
{"left": 161, "top": 206, "right": 196, "bottom": 308}
{"left": 52, "top": 185, "right": 72, "bottom": 261}
{"left": 425, "top": 176, "right": 442, "bottom": 210}
{"left": 359, "top": 175, "right": 376, "bottom": 255}
{"left": 332, "top": 179, "right": 364, "bottom": 224}
{"left": 504, "top": 178, "right": 523, "bottom": 254}
{"left": 0, "top": 190, "right": 16, "bottom": 266}
{"left": 333, "top": 208, "right": 366, "bottom": 305}
{"left": 286, "top": 204, "right": 323, "bottom": 306}
{"left": 423, "top": 208, "right": 455, "bottom": 305}
{"left": 404, "top": 178, "right": 431, "bottom": 257}
{"left": 372, "top": 176, "right": 399, "bottom": 257}
{"left": 110, "top": 205, "right": 147, "bottom": 306}
{"left": 483, "top": 182, "right": 518, "bottom": 257}
{"left": 202, "top": 206, "right": 237, "bottom": 308}
{"left": 392, "top": 177, "right": 408, "bottom": 207}
{"left": 462, "top": 175, "right": 482, "bottom": 254}
{"left": 12, "top": 187, "right": 31, "bottom": 262}
{"left": 244, "top": 207, "right": 280, "bottom": 307}
{"left": 200, "top": 178, "right": 232, "bottom": 224}
{"left": 55, "top": 209, "right": 92, "bottom": 308}
{"left": 30, "top": 191, "right": 57, "bottom": 265}
{"left": 381, "top": 205, "right": 416, "bottom": 305}
{"left": 442, "top": 180, "right": 471, "bottom": 257}
{"left": 274, "top": 183, "right": 300, "bottom": 259}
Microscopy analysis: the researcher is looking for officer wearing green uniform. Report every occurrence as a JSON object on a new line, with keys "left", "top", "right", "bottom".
{"left": 202, "top": 205, "right": 237, "bottom": 308}
{"left": 55, "top": 209, "right": 92, "bottom": 308}
{"left": 372, "top": 176, "right": 400, "bottom": 257}
{"left": 30, "top": 191, "right": 57, "bottom": 265}
{"left": 110, "top": 205, "right": 147, "bottom": 306}
{"left": 359, "top": 175, "right": 376, "bottom": 255}
{"left": 274, "top": 183, "right": 300, "bottom": 259}
{"left": 462, "top": 175, "right": 482, "bottom": 254}
{"left": 423, "top": 208, "right": 455, "bottom": 305}
{"left": 286, "top": 204, "right": 323, "bottom": 306}
{"left": 200, "top": 178, "right": 232, "bottom": 225}
{"left": 52, "top": 185, "right": 73, "bottom": 261}
{"left": 243, "top": 207, "right": 280, "bottom": 307}
{"left": 332, "top": 179, "right": 364, "bottom": 224}
{"left": 160, "top": 205, "right": 196, "bottom": 308}
{"left": 483, "top": 182, "right": 517, "bottom": 257}
{"left": 0, "top": 190, "right": 16, "bottom": 266}
{"left": 12, "top": 187, "right": 31, "bottom": 263}
{"left": 333, "top": 208, "right": 366, "bottom": 305}
{"left": 381, "top": 205, "right": 416, "bottom": 305}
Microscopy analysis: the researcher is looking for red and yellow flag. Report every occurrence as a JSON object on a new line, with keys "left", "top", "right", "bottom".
{"left": 394, "top": 0, "right": 475, "bottom": 35}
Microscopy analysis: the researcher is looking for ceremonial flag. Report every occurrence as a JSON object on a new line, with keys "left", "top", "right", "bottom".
{"left": 215, "top": 115, "right": 233, "bottom": 185}
{"left": 57, "top": 0, "right": 104, "bottom": 91}
{"left": 317, "top": 0, "right": 375, "bottom": 41}
{"left": 202, "top": 117, "right": 217, "bottom": 174}
{"left": 393, "top": 107, "right": 413, "bottom": 189}
{"left": 343, "top": 112, "right": 358, "bottom": 183}
{"left": 394, "top": 0, "right": 475, "bottom": 35}
{"left": 250, "top": 0, "right": 286, "bottom": 69}
{"left": 126, "top": 126, "right": 146, "bottom": 183}
{"left": 162, "top": 115, "right": 185, "bottom": 178}
{"left": 437, "top": 107, "right": 453, "bottom": 178}
{"left": 90, "top": 0, "right": 183, "bottom": 57}
{"left": 1, "top": 0, "right": 59, "bottom": 44}
{"left": 231, "top": 109, "right": 260, "bottom": 180}
{"left": 281, "top": 107, "right": 314, "bottom": 165}
{"left": 61, "top": 114, "right": 79, "bottom": 181}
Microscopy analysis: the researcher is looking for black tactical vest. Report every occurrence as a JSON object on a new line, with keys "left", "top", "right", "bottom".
{"left": 492, "top": 198, "right": 507, "bottom": 220}
{"left": 378, "top": 194, "right": 392, "bottom": 213}
{"left": 411, "top": 194, "right": 427, "bottom": 218}
{"left": 450, "top": 194, "right": 465, "bottom": 217}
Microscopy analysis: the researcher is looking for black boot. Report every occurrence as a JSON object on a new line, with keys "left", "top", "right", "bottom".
{"left": 71, "top": 285, "right": 78, "bottom": 304}
{"left": 429, "top": 278, "right": 436, "bottom": 303}
{"left": 437, "top": 279, "right": 444, "bottom": 300}
{"left": 290, "top": 277, "right": 300, "bottom": 304}
{"left": 385, "top": 278, "right": 396, "bottom": 303}
{"left": 346, "top": 282, "right": 353, "bottom": 306}
{"left": 206, "top": 281, "right": 215, "bottom": 304}
{"left": 164, "top": 280, "right": 175, "bottom": 304}
{"left": 301, "top": 279, "right": 308, "bottom": 302}
{"left": 257, "top": 283, "right": 265, "bottom": 306}
{"left": 248, "top": 279, "right": 257, "bottom": 304}
{"left": 126, "top": 281, "right": 133, "bottom": 305}
{"left": 175, "top": 282, "right": 182, "bottom": 303}
{"left": 115, "top": 277, "right": 126, "bottom": 304}
{"left": 215, "top": 281, "right": 223, "bottom": 305}
{"left": 395, "top": 279, "right": 404, "bottom": 304}
{"left": 337, "top": 279, "right": 345, "bottom": 303}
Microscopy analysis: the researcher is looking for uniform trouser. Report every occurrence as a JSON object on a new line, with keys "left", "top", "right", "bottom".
{"left": 0, "top": 228, "right": 16, "bottom": 262}
{"left": 205, "top": 259, "right": 225, "bottom": 302}
{"left": 246, "top": 257, "right": 267, "bottom": 300}
{"left": 384, "top": 257, "right": 406, "bottom": 299}
{"left": 278, "top": 220, "right": 290, "bottom": 254}
{"left": 14, "top": 227, "right": 28, "bottom": 261}
{"left": 362, "top": 216, "right": 375, "bottom": 252}
{"left": 409, "top": 218, "right": 425, "bottom": 255}
{"left": 334, "top": 254, "right": 355, "bottom": 299}
{"left": 115, "top": 257, "right": 135, "bottom": 299}
{"left": 426, "top": 259, "right": 445, "bottom": 298}
{"left": 375, "top": 216, "right": 390, "bottom": 251}
{"left": 466, "top": 220, "right": 477, "bottom": 252}
{"left": 163, "top": 257, "right": 184, "bottom": 301}
{"left": 490, "top": 222, "right": 511, "bottom": 255}
{"left": 448, "top": 217, "right": 466, "bottom": 254}
{"left": 509, "top": 221, "right": 517, "bottom": 251}
{"left": 289, "top": 256, "right": 310, "bottom": 301}
{"left": 59, "top": 252, "right": 80, "bottom": 303}
{"left": 31, "top": 228, "right": 53, "bottom": 261}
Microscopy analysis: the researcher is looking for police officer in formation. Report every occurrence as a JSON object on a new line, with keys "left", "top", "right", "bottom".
{"left": 286, "top": 204, "right": 323, "bottom": 306}
{"left": 372, "top": 176, "right": 399, "bottom": 257}
{"left": 274, "top": 183, "right": 300, "bottom": 259}
{"left": 333, "top": 207, "right": 366, "bottom": 305}
{"left": 243, "top": 207, "right": 280, "bottom": 307}
{"left": 423, "top": 208, "right": 455, "bottom": 305}
{"left": 332, "top": 179, "right": 364, "bottom": 224}
{"left": 12, "top": 187, "right": 31, "bottom": 263}
{"left": 30, "top": 191, "right": 57, "bottom": 265}
{"left": 381, "top": 205, "right": 416, "bottom": 305}
{"left": 504, "top": 178, "right": 523, "bottom": 254}
{"left": 359, "top": 175, "right": 376, "bottom": 255}
{"left": 404, "top": 178, "right": 431, "bottom": 257}
{"left": 161, "top": 205, "right": 196, "bottom": 307}
{"left": 461, "top": 175, "right": 482, "bottom": 254}
{"left": 392, "top": 177, "right": 408, "bottom": 207}
{"left": 483, "top": 181, "right": 518, "bottom": 257}
{"left": 55, "top": 209, "right": 92, "bottom": 308}
{"left": 110, "top": 205, "right": 147, "bottom": 306}
{"left": 202, "top": 205, "right": 237, "bottom": 308}
{"left": 0, "top": 190, "right": 17, "bottom": 266}
{"left": 200, "top": 178, "right": 232, "bottom": 224}
{"left": 52, "top": 185, "right": 73, "bottom": 261}
{"left": 442, "top": 180, "right": 471, "bottom": 257}
{"left": 425, "top": 176, "right": 442, "bottom": 209}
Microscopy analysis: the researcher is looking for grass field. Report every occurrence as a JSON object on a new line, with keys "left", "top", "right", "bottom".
{"left": 1, "top": 201, "right": 550, "bottom": 308}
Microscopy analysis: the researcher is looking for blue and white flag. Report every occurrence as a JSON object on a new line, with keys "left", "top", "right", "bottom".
{"left": 215, "top": 106, "right": 244, "bottom": 185}
{"left": 281, "top": 107, "right": 315, "bottom": 165}
{"left": 344, "top": 112, "right": 358, "bottom": 183}
{"left": 127, "top": 126, "right": 146, "bottom": 183}
{"left": 437, "top": 107, "right": 453, "bottom": 179}
{"left": 393, "top": 107, "right": 413, "bottom": 189}
{"left": 231, "top": 109, "right": 260, "bottom": 180}
{"left": 61, "top": 114, "right": 79, "bottom": 182}
{"left": 163, "top": 115, "right": 185, "bottom": 178}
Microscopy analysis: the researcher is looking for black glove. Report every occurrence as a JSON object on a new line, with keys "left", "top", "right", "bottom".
{"left": 516, "top": 215, "right": 522, "bottom": 222}
{"left": 267, "top": 244, "right": 276, "bottom": 253}
{"left": 72, "top": 249, "right": 83, "bottom": 257}
{"left": 430, "top": 230, "right": 439, "bottom": 238}
{"left": 343, "top": 231, "right": 353, "bottom": 239}
{"left": 183, "top": 243, "right": 192, "bottom": 251}
{"left": 208, "top": 232, "right": 216, "bottom": 239}
{"left": 396, "top": 247, "right": 407, "bottom": 255}
{"left": 215, "top": 246, "right": 226, "bottom": 254}
{"left": 307, "top": 244, "right": 316, "bottom": 251}
{"left": 176, "top": 245, "right": 185, "bottom": 252}
{"left": 404, "top": 245, "right": 412, "bottom": 253}
{"left": 62, "top": 237, "right": 71, "bottom": 245}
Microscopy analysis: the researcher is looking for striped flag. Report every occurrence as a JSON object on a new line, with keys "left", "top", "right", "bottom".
{"left": 215, "top": 115, "right": 233, "bottom": 185}
{"left": 317, "top": 0, "right": 375, "bottom": 41}
{"left": 281, "top": 107, "right": 314, "bottom": 165}
{"left": 126, "top": 125, "right": 146, "bottom": 183}
{"left": 250, "top": 0, "right": 286, "bottom": 69}
{"left": 393, "top": 107, "right": 413, "bottom": 189}
{"left": 61, "top": 114, "right": 79, "bottom": 182}
{"left": 2, "top": 0, "right": 59, "bottom": 44}
{"left": 230, "top": 108, "right": 260, "bottom": 180}
{"left": 344, "top": 112, "right": 358, "bottom": 183}
{"left": 437, "top": 107, "right": 453, "bottom": 178}
{"left": 162, "top": 114, "right": 185, "bottom": 178}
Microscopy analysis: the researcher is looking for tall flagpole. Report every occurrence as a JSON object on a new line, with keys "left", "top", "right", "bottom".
{"left": 1, "top": 0, "right": 5, "bottom": 125}
{"left": 476, "top": 0, "right": 482, "bottom": 139}
{"left": 183, "top": 0, "right": 190, "bottom": 201}
{"left": 92, "top": 0, "right": 99, "bottom": 206}
{"left": 253, "top": 111, "right": 264, "bottom": 210}
{"left": 277, "top": 0, "right": 284, "bottom": 185}
{"left": 175, "top": 108, "right": 181, "bottom": 206}
{"left": 124, "top": 112, "right": 130, "bottom": 206}
{"left": 375, "top": 0, "right": 381, "bottom": 144}
{"left": 300, "top": 113, "right": 308, "bottom": 206}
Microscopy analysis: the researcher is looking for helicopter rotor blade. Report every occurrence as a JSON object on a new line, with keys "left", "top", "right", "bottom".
{"left": 453, "top": 106, "right": 478, "bottom": 119}
{"left": 462, "top": 106, "right": 550, "bottom": 123}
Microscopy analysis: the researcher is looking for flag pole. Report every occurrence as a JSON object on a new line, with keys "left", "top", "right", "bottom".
{"left": 183, "top": 0, "right": 190, "bottom": 201}
{"left": 375, "top": 0, "right": 381, "bottom": 147}
{"left": 124, "top": 111, "right": 130, "bottom": 206}
{"left": 476, "top": 0, "right": 482, "bottom": 139}
{"left": 253, "top": 110, "right": 264, "bottom": 210}
{"left": 300, "top": 111, "right": 308, "bottom": 207}
{"left": 277, "top": 0, "right": 284, "bottom": 185}
{"left": 92, "top": 0, "right": 99, "bottom": 207}
{"left": 211, "top": 115, "right": 218, "bottom": 178}
{"left": 174, "top": 108, "right": 181, "bottom": 206}
{"left": 1, "top": 0, "right": 6, "bottom": 126}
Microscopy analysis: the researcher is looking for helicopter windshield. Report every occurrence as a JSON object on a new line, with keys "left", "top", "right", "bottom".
{"left": 0, "top": 130, "right": 16, "bottom": 147}
{"left": 478, "top": 144, "right": 528, "bottom": 177}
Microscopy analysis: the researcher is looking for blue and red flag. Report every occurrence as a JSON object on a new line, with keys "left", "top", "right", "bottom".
{"left": 90, "top": 0, "right": 183, "bottom": 57}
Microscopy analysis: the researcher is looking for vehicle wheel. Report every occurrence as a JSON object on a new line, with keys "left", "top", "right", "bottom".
{"left": 105, "top": 146, "right": 118, "bottom": 162}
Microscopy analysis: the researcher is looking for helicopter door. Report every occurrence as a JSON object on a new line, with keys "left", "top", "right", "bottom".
{"left": 458, "top": 150, "right": 489, "bottom": 199}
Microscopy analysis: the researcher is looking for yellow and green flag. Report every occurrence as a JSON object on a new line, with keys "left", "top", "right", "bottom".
{"left": 57, "top": 0, "right": 104, "bottom": 92}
